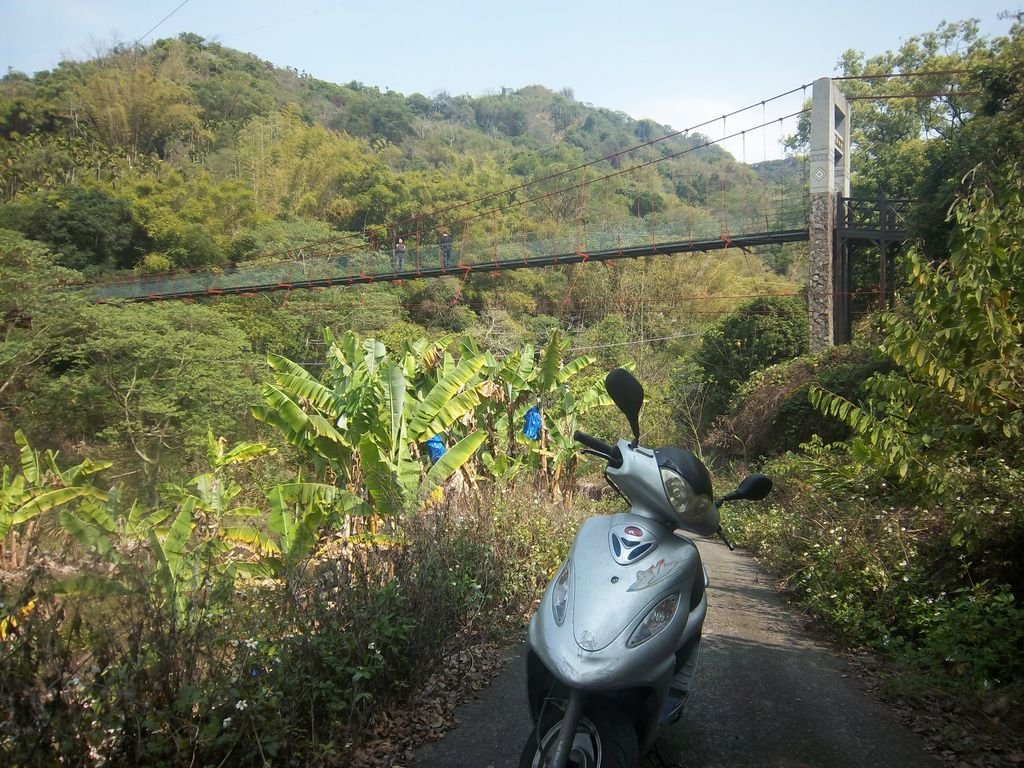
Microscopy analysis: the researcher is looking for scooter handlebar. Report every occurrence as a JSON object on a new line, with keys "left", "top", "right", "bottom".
{"left": 574, "top": 431, "right": 622, "bottom": 467}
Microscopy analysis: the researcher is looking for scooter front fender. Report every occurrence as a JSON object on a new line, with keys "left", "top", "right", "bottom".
{"left": 527, "top": 515, "right": 705, "bottom": 692}
{"left": 527, "top": 588, "right": 704, "bottom": 691}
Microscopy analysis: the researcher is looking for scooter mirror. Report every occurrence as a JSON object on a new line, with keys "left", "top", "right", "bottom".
{"left": 718, "top": 473, "right": 773, "bottom": 504}
{"left": 605, "top": 368, "right": 644, "bottom": 442}
{"left": 736, "top": 473, "right": 773, "bottom": 500}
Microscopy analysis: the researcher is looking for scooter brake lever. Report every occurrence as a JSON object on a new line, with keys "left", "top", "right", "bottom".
{"left": 717, "top": 525, "right": 736, "bottom": 551}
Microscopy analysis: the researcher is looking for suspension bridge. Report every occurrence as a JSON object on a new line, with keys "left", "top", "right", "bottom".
{"left": 87, "top": 214, "right": 810, "bottom": 301}
{"left": 77, "top": 78, "right": 910, "bottom": 349}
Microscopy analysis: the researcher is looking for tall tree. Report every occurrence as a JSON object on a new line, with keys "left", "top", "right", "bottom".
{"left": 72, "top": 57, "right": 202, "bottom": 162}
{"left": 785, "top": 20, "right": 997, "bottom": 199}
{"left": 914, "top": 15, "right": 1024, "bottom": 258}
{"left": 17, "top": 302, "right": 259, "bottom": 487}
{"left": 0, "top": 230, "right": 83, "bottom": 460}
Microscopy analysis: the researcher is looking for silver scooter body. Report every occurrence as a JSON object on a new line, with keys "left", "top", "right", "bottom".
{"left": 521, "top": 368, "right": 770, "bottom": 767}
{"left": 525, "top": 440, "right": 713, "bottom": 754}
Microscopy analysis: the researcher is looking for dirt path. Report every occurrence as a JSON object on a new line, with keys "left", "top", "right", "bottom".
{"left": 413, "top": 538, "right": 942, "bottom": 768}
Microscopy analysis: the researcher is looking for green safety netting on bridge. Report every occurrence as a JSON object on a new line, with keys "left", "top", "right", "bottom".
{"left": 82, "top": 198, "right": 809, "bottom": 302}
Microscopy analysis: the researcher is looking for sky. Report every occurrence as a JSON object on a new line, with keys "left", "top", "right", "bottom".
{"left": 2, "top": 0, "right": 1018, "bottom": 160}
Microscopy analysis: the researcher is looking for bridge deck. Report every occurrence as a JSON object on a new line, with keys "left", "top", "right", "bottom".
{"left": 85, "top": 227, "right": 810, "bottom": 303}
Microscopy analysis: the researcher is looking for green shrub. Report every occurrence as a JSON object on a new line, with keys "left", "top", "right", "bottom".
{"left": 0, "top": 479, "right": 578, "bottom": 766}
{"left": 689, "top": 295, "right": 808, "bottom": 429}
{"left": 730, "top": 441, "right": 1024, "bottom": 701}
{"left": 706, "top": 344, "right": 893, "bottom": 462}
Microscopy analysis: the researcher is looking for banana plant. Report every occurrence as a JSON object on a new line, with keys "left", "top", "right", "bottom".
{"left": 158, "top": 432, "right": 275, "bottom": 526}
{"left": 472, "top": 331, "right": 612, "bottom": 491}
{"left": 0, "top": 465, "right": 28, "bottom": 555}
{"left": 349, "top": 345, "right": 489, "bottom": 516}
{"left": 254, "top": 330, "right": 491, "bottom": 520}
{"left": 3, "top": 430, "right": 111, "bottom": 568}
{"left": 267, "top": 482, "right": 339, "bottom": 570}
{"left": 148, "top": 503, "right": 204, "bottom": 623}
{"left": 544, "top": 379, "right": 616, "bottom": 495}
{"left": 358, "top": 360, "right": 488, "bottom": 516}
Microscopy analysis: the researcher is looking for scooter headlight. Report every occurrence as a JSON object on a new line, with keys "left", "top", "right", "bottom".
{"left": 627, "top": 593, "right": 680, "bottom": 647}
{"left": 551, "top": 562, "right": 571, "bottom": 626}
{"left": 660, "top": 468, "right": 712, "bottom": 525}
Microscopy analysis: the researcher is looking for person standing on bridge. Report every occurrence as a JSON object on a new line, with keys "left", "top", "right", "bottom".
{"left": 440, "top": 232, "right": 453, "bottom": 270}
{"left": 394, "top": 238, "right": 407, "bottom": 272}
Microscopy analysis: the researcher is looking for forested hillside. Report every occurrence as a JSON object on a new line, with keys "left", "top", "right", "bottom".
{"left": 0, "top": 31, "right": 803, "bottom": 477}
{"left": 1, "top": 16, "right": 1023, "bottom": 767}
{"left": 0, "top": 33, "right": 796, "bottom": 275}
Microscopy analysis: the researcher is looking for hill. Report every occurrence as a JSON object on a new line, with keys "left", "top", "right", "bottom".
{"left": 0, "top": 33, "right": 801, "bottom": 276}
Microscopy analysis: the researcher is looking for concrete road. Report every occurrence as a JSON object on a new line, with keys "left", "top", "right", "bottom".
{"left": 413, "top": 539, "right": 941, "bottom": 768}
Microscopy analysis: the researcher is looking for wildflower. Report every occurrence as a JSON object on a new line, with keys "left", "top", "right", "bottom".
{"left": 235, "top": 699, "right": 249, "bottom": 711}
{"left": 222, "top": 717, "right": 233, "bottom": 728}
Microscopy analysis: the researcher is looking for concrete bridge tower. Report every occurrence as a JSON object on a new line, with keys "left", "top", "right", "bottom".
{"left": 808, "top": 77, "right": 851, "bottom": 351}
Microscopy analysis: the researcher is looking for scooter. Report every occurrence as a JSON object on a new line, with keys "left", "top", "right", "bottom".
{"left": 519, "top": 368, "right": 772, "bottom": 768}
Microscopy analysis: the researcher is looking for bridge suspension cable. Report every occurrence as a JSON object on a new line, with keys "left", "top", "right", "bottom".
{"left": 453, "top": 110, "right": 809, "bottom": 229}
{"left": 389, "top": 83, "right": 815, "bottom": 223}
{"left": 80, "top": 91, "right": 813, "bottom": 302}
{"left": 248, "top": 84, "right": 815, "bottom": 264}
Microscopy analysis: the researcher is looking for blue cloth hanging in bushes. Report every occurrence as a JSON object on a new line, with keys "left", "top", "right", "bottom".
{"left": 425, "top": 434, "right": 446, "bottom": 463}
{"left": 523, "top": 405, "right": 542, "bottom": 440}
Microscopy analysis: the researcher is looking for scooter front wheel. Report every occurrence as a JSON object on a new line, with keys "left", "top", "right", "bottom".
{"left": 519, "top": 700, "right": 638, "bottom": 768}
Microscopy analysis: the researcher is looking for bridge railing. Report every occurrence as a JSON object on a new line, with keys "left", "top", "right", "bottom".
{"left": 838, "top": 197, "right": 912, "bottom": 234}
{"left": 82, "top": 195, "right": 810, "bottom": 302}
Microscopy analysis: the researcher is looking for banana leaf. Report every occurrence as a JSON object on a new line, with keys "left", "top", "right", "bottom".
{"left": 273, "top": 372, "right": 341, "bottom": 414}
{"left": 537, "top": 331, "right": 565, "bottom": 391}
{"left": 557, "top": 354, "right": 596, "bottom": 384}
{"left": 12, "top": 486, "right": 109, "bottom": 525}
{"left": 255, "top": 385, "right": 309, "bottom": 434}
{"left": 58, "top": 508, "right": 115, "bottom": 558}
{"left": 15, "top": 430, "right": 40, "bottom": 485}
{"left": 409, "top": 355, "right": 485, "bottom": 436}
{"left": 381, "top": 362, "right": 407, "bottom": 460}
{"left": 51, "top": 574, "right": 130, "bottom": 598}
{"left": 267, "top": 352, "right": 315, "bottom": 378}
{"left": 359, "top": 436, "right": 401, "bottom": 517}
{"left": 414, "top": 387, "right": 484, "bottom": 441}
{"left": 221, "top": 525, "right": 279, "bottom": 556}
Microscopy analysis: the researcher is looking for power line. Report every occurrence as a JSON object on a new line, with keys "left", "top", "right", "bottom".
{"left": 201, "top": 286, "right": 843, "bottom": 318}
{"left": 136, "top": 0, "right": 194, "bottom": 46}
{"left": 568, "top": 332, "right": 702, "bottom": 352}
{"left": 832, "top": 69, "right": 974, "bottom": 81}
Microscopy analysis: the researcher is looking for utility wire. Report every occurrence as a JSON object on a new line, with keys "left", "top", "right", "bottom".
{"left": 136, "top": 0, "right": 194, "bottom": 45}
{"left": 846, "top": 92, "right": 982, "bottom": 100}
{"left": 832, "top": 69, "right": 973, "bottom": 80}
{"left": 568, "top": 332, "right": 702, "bottom": 353}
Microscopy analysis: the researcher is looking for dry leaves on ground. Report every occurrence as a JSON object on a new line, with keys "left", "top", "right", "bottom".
{"left": 349, "top": 641, "right": 512, "bottom": 768}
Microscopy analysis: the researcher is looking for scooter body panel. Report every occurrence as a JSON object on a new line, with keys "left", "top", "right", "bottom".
{"left": 518, "top": 370, "right": 769, "bottom": 767}
{"left": 527, "top": 512, "right": 705, "bottom": 694}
